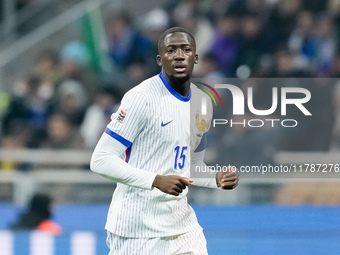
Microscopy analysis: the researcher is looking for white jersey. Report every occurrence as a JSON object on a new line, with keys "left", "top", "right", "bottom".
{"left": 101, "top": 73, "right": 213, "bottom": 238}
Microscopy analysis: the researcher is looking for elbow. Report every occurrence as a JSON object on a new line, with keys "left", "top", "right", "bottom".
{"left": 90, "top": 150, "right": 113, "bottom": 176}
{"left": 90, "top": 153, "right": 100, "bottom": 174}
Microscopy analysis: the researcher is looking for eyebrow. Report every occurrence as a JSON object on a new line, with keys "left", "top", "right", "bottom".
{"left": 164, "top": 43, "right": 192, "bottom": 47}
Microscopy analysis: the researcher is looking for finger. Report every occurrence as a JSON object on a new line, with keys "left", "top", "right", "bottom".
{"left": 170, "top": 191, "right": 179, "bottom": 196}
{"left": 221, "top": 179, "right": 238, "bottom": 188}
{"left": 221, "top": 181, "right": 238, "bottom": 189}
{"left": 175, "top": 182, "right": 186, "bottom": 190}
{"left": 221, "top": 177, "right": 239, "bottom": 183}
{"left": 222, "top": 172, "right": 239, "bottom": 178}
{"left": 220, "top": 179, "right": 238, "bottom": 186}
{"left": 221, "top": 183, "right": 238, "bottom": 190}
{"left": 221, "top": 175, "right": 238, "bottom": 181}
{"left": 179, "top": 177, "right": 193, "bottom": 186}
{"left": 173, "top": 186, "right": 183, "bottom": 194}
{"left": 222, "top": 179, "right": 239, "bottom": 186}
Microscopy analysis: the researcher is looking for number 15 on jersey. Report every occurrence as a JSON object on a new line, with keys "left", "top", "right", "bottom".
{"left": 174, "top": 146, "right": 187, "bottom": 170}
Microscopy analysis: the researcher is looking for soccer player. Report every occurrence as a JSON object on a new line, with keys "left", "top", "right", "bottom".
{"left": 90, "top": 27, "right": 239, "bottom": 255}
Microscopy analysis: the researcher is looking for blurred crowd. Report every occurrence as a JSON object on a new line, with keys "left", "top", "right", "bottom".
{"left": 1, "top": 0, "right": 340, "bottom": 176}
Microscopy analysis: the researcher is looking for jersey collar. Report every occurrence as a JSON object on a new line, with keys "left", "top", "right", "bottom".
{"left": 159, "top": 72, "right": 191, "bottom": 102}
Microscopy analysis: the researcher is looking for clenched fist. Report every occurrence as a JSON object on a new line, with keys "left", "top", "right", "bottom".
{"left": 216, "top": 166, "right": 239, "bottom": 190}
{"left": 152, "top": 175, "right": 193, "bottom": 196}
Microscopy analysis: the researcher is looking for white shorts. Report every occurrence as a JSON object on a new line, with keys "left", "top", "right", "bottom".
{"left": 106, "top": 228, "right": 208, "bottom": 255}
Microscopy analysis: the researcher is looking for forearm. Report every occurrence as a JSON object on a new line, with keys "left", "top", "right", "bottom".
{"left": 190, "top": 150, "right": 219, "bottom": 189}
{"left": 90, "top": 133, "right": 157, "bottom": 190}
{"left": 191, "top": 177, "right": 219, "bottom": 189}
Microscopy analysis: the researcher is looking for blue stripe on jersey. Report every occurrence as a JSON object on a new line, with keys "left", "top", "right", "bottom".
{"left": 194, "top": 133, "right": 207, "bottom": 152}
{"left": 159, "top": 72, "right": 191, "bottom": 102}
{"left": 105, "top": 127, "right": 132, "bottom": 147}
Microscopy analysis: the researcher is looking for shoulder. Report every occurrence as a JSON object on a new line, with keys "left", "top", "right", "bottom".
{"left": 123, "top": 75, "right": 162, "bottom": 101}
{"left": 191, "top": 83, "right": 209, "bottom": 98}
{"left": 191, "top": 83, "right": 213, "bottom": 107}
{"left": 190, "top": 83, "right": 214, "bottom": 119}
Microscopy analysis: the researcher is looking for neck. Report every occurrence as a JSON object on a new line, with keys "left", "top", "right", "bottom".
{"left": 162, "top": 72, "right": 191, "bottom": 97}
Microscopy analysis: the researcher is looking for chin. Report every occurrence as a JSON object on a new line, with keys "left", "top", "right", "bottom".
{"left": 172, "top": 72, "right": 190, "bottom": 80}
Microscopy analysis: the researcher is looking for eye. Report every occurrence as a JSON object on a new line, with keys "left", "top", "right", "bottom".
{"left": 167, "top": 49, "right": 174, "bottom": 54}
{"left": 184, "top": 48, "right": 191, "bottom": 53}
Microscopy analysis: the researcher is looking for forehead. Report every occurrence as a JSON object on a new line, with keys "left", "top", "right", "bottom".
{"left": 163, "top": 32, "right": 194, "bottom": 47}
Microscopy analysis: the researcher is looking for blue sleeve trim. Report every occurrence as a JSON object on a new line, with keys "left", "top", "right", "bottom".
{"left": 105, "top": 127, "right": 132, "bottom": 148}
{"left": 194, "top": 133, "right": 207, "bottom": 152}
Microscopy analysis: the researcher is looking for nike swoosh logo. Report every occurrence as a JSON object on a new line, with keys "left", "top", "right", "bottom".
{"left": 161, "top": 120, "right": 173, "bottom": 127}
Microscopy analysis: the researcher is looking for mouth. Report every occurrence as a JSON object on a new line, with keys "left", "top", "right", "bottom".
{"left": 173, "top": 63, "right": 187, "bottom": 73}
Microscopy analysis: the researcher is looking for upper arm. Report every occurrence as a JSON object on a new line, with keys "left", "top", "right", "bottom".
{"left": 105, "top": 90, "right": 148, "bottom": 147}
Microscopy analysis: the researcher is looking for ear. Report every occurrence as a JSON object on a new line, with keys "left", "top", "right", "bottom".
{"left": 156, "top": 55, "right": 162, "bottom": 66}
{"left": 194, "top": 54, "right": 199, "bottom": 64}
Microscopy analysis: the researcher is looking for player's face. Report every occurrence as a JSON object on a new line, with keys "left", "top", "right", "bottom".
{"left": 157, "top": 32, "right": 198, "bottom": 81}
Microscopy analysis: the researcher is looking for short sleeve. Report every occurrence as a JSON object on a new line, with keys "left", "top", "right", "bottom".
{"left": 106, "top": 90, "right": 147, "bottom": 146}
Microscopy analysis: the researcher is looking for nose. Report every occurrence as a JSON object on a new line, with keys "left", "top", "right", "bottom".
{"left": 174, "top": 48, "right": 184, "bottom": 60}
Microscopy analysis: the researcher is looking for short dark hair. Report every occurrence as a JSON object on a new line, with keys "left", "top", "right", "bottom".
{"left": 158, "top": 27, "right": 196, "bottom": 53}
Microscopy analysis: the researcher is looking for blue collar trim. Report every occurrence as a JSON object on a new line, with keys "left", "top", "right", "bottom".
{"left": 159, "top": 72, "right": 191, "bottom": 102}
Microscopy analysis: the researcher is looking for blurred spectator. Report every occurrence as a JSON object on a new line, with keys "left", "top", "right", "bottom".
{"left": 287, "top": 11, "right": 317, "bottom": 69}
{"left": 2, "top": 73, "right": 51, "bottom": 147}
{"left": 243, "top": 0, "right": 270, "bottom": 16}
{"left": 263, "top": 0, "right": 302, "bottom": 53}
{"left": 34, "top": 49, "right": 64, "bottom": 99}
{"left": 204, "top": 0, "right": 234, "bottom": 24}
{"left": 313, "top": 15, "right": 337, "bottom": 76}
{"left": 106, "top": 10, "right": 153, "bottom": 70}
{"left": 0, "top": 135, "right": 25, "bottom": 170}
{"left": 173, "top": 9, "right": 214, "bottom": 59}
{"left": 196, "top": 52, "right": 225, "bottom": 79}
{"left": 59, "top": 41, "right": 98, "bottom": 100}
{"left": 10, "top": 193, "right": 62, "bottom": 235}
{"left": 141, "top": 8, "right": 170, "bottom": 75}
{"left": 61, "top": 41, "right": 89, "bottom": 69}
{"left": 127, "top": 59, "right": 151, "bottom": 86}
{"left": 41, "top": 113, "right": 84, "bottom": 150}
{"left": 52, "top": 79, "right": 87, "bottom": 127}
{"left": 210, "top": 12, "right": 239, "bottom": 76}
{"left": 170, "top": 0, "right": 202, "bottom": 20}
{"left": 119, "top": 59, "right": 153, "bottom": 93}
{"left": 267, "top": 47, "right": 311, "bottom": 77}
{"left": 329, "top": 53, "right": 340, "bottom": 77}
{"left": 329, "top": 0, "right": 340, "bottom": 48}
{"left": 80, "top": 87, "right": 120, "bottom": 150}
{"left": 227, "top": 0, "right": 271, "bottom": 17}
{"left": 236, "top": 13, "right": 265, "bottom": 73}
{"left": 303, "top": 0, "right": 327, "bottom": 14}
